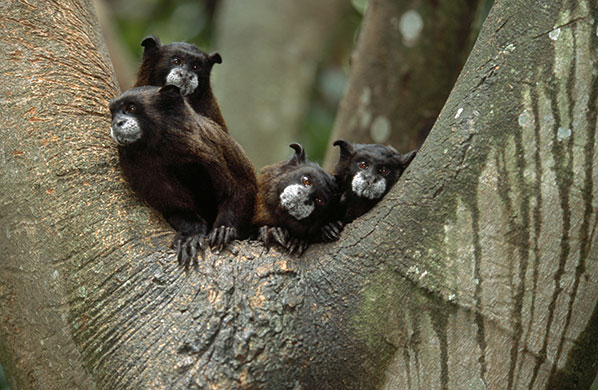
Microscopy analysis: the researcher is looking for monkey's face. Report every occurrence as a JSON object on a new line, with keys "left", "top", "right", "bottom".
{"left": 278, "top": 167, "right": 337, "bottom": 221}
{"left": 333, "top": 141, "right": 416, "bottom": 200}
{"left": 108, "top": 85, "right": 184, "bottom": 147}
{"left": 152, "top": 42, "right": 222, "bottom": 97}
{"left": 350, "top": 158, "right": 394, "bottom": 200}
{"left": 109, "top": 95, "right": 144, "bottom": 146}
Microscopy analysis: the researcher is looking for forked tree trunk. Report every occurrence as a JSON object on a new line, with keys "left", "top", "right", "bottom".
{"left": 0, "top": 0, "right": 596, "bottom": 389}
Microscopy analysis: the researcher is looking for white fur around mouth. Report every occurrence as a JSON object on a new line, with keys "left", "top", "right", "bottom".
{"left": 110, "top": 118, "right": 142, "bottom": 145}
{"left": 166, "top": 68, "right": 199, "bottom": 96}
{"left": 280, "top": 184, "right": 314, "bottom": 220}
{"left": 351, "top": 171, "right": 386, "bottom": 199}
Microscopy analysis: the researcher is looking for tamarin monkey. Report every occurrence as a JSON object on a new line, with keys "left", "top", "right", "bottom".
{"left": 133, "top": 35, "right": 227, "bottom": 132}
{"left": 253, "top": 144, "right": 342, "bottom": 255}
{"left": 109, "top": 85, "right": 257, "bottom": 266}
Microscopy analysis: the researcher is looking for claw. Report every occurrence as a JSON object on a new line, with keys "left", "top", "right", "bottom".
{"left": 188, "top": 237, "right": 198, "bottom": 264}
{"left": 271, "top": 227, "right": 289, "bottom": 248}
{"left": 223, "top": 227, "right": 235, "bottom": 250}
{"left": 177, "top": 244, "right": 185, "bottom": 266}
{"left": 284, "top": 237, "right": 309, "bottom": 255}
{"left": 200, "top": 236, "right": 208, "bottom": 251}
{"left": 321, "top": 220, "right": 344, "bottom": 242}
{"left": 171, "top": 233, "right": 185, "bottom": 266}
{"left": 297, "top": 241, "right": 308, "bottom": 255}
{"left": 286, "top": 238, "right": 298, "bottom": 254}
{"left": 321, "top": 226, "right": 332, "bottom": 242}
{"left": 258, "top": 226, "right": 270, "bottom": 246}
{"left": 208, "top": 226, "right": 238, "bottom": 252}
{"left": 171, "top": 232, "right": 206, "bottom": 267}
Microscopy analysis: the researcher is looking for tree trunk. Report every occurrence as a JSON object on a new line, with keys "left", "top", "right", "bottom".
{"left": 323, "top": 0, "right": 487, "bottom": 170}
{"left": 0, "top": 0, "right": 597, "bottom": 390}
{"left": 213, "top": 0, "right": 351, "bottom": 169}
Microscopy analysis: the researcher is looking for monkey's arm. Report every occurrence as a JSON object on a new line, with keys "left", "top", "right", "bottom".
{"left": 192, "top": 135, "right": 257, "bottom": 251}
{"left": 207, "top": 171, "right": 257, "bottom": 250}
{"left": 125, "top": 161, "right": 210, "bottom": 267}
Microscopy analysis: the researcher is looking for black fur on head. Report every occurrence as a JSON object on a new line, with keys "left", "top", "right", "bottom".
{"left": 109, "top": 85, "right": 186, "bottom": 149}
{"left": 141, "top": 35, "right": 161, "bottom": 52}
{"left": 277, "top": 144, "right": 338, "bottom": 225}
{"left": 288, "top": 143, "right": 306, "bottom": 165}
{"left": 134, "top": 35, "right": 227, "bottom": 130}
{"left": 135, "top": 36, "right": 221, "bottom": 97}
{"left": 333, "top": 139, "right": 416, "bottom": 222}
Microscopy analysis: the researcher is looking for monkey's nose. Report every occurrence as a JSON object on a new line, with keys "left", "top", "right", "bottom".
{"left": 117, "top": 120, "right": 125, "bottom": 127}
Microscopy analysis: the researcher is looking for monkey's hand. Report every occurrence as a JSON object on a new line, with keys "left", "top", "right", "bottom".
{"left": 257, "top": 226, "right": 289, "bottom": 249}
{"left": 285, "top": 237, "right": 309, "bottom": 256}
{"left": 171, "top": 232, "right": 207, "bottom": 268}
{"left": 208, "top": 226, "right": 239, "bottom": 252}
{"left": 320, "top": 220, "right": 344, "bottom": 242}
{"left": 167, "top": 215, "right": 209, "bottom": 268}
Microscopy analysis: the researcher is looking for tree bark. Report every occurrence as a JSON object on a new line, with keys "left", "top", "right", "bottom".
{"left": 0, "top": 1, "right": 116, "bottom": 389}
{"left": 0, "top": 0, "right": 597, "bottom": 390}
{"left": 323, "top": 0, "right": 485, "bottom": 170}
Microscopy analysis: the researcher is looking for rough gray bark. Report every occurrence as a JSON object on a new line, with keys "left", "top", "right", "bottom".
{"left": 323, "top": 0, "right": 484, "bottom": 170}
{"left": 213, "top": 0, "right": 351, "bottom": 169}
{"left": 373, "top": 1, "right": 598, "bottom": 388}
{"left": 0, "top": 1, "right": 114, "bottom": 389}
{"left": 0, "top": 0, "right": 597, "bottom": 390}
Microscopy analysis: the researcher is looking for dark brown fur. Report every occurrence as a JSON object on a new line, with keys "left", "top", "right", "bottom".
{"left": 109, "top": 85, "right": 256, "bottom": 265}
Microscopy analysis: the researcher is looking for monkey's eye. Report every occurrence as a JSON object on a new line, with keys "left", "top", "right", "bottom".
{"left": 358, "top": 161, "right": 369, "bottom": 170}
{"left": 171, "top": 56, "right": 182, "bottom": 66}
{"left": 124, "top": 103, "right": 137, "bottom": 114}
{"left": 302, "top": 176, "right": 312, "bottom": 187}
{"left": 192, "top": 63, "right": 201, "bottom": 71}
{"left": 315, "top": 196, "right": 326, "bottom": 206}
{"left": 378, "top": 166, "right": 390, "bottom": 176}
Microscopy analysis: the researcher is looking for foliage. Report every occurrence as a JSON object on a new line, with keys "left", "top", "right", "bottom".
{"left": 108, "top": 0, "right": 214, "bottom": 55}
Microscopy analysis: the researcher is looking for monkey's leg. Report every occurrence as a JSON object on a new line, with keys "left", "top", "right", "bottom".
{"left": 206, "top": 203, "right": 240, "bottom": 251}
{"left": 208, "top": 186, "right": 255, "bottom": 251}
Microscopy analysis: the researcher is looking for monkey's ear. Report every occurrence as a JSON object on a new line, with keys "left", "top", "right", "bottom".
{"left": 158, "top": 84, "right": 183, "bottom": 104}
{"left": 159, "top": 84, "right": 182, "bottom": 95}
{"left": 209, "top": 52, "right": 222, "bottom": 65}
{"left": 398, "top": 149, "right": 417, "bottom": 168}
{"left": 333, "top": 139, "right": 354, "bottom": 161}
{"left": 141, "top": 35, "right": 161, "bottom": 56}
{"left": 288, "top": 143, "right": 306, "bottom": 165}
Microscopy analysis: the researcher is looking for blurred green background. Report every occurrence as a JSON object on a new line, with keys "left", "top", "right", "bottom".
{"left": 0, "top": 365, "right": 8, "bottom": 390}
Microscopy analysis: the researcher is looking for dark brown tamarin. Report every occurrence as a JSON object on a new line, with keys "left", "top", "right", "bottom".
{"left": 252, "top": 144, "right": 342, "bottom": 255}
{"left": 332, "top": 140, "right": 417, "bottom": 223}
{"left": 109, "top": 85, "right": 257, "bottom": 266}
{"left": 133, "top": 35, "right": 227, "bottom": 132}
